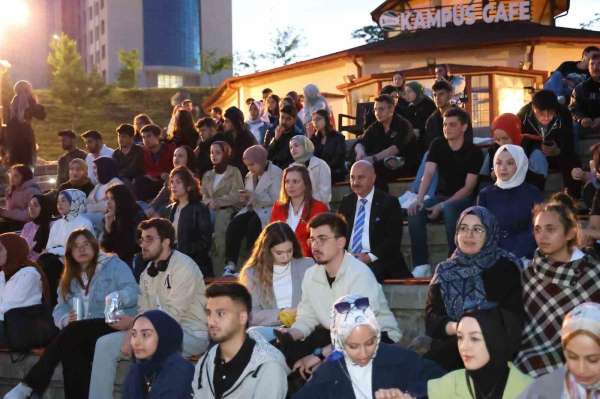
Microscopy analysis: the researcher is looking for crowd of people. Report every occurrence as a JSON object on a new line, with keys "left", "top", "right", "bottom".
{"left": 0, "top": 47, "right": 597, "bottom": 398}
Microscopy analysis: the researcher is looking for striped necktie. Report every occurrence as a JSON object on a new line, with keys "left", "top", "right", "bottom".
{"left": 351, "top": 198, "right": 368, "bottom": 254}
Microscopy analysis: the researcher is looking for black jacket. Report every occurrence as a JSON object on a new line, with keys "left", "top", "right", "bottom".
{"left": 167, "top": 200, "right": 213, "bottom": 277}
{"left": 337, "top": 188, "right": 410, "bottom": 281}
{"left": 569, "top": 77, "right": 600, "bottom": 122}
{"left": 101, "top": 206, "right": 146, "bottom": 266}
{"left": 311, "top": 131, "right": 347, "bottom": 183}
{"left": 226, "top": 128, "right": 257, "bottom": 177}
{"left": 112, "top": 145, "right": 145, "bottom": 180}
{"left": 265, "top": 125, "right": 304, "bottom": 169}
{"left": 194, "top": 132, "right": 227, "bottom": 178}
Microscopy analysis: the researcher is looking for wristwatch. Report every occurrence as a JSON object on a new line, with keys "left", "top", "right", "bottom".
{"left": 312, "top": 347, "right": 325, "bottom": 361}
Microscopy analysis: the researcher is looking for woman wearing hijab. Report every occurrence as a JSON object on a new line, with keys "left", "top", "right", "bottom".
{"left": 289, "top": 135, "right": 332, "bottom": 204}
{"left": 0, "top": 233, "right": 50, "bottom": 344}
{"left": 0, "top": 164, "right": 41, "bottom": 233}
{"left": 478, "top": 145, "right": 543, "bottom": 261}
{"left": 58, "top": 158, "right": 95, "bottom": 196}
{"left": 223, "top": 106, "right": 258, "bottom": 176}
{"left": 481, "top": 113, "right": 548, "bottom": 191}
{"left": 424, "top": 206, "right": 524, "bottom": 371}
{"left": 20, "top": 194, "right": 54, "bottom": 260}
{"left": 224, "top": 145, "right": 282, "bottom": 275}
{"left": 300, "top": 84, "right": 329, "bottom": 125}
{"left": 428, "top": 306, "right": 531, "bottom": 399}
{"left": 518, "top": 302, "right": 600, "bottom": 398}
{"left": 2, "top": 80, "right": 45, "bottom": 167}
{"left": 124, "top": 310, "right": 194, "bottom": 399}
{"left": 515, "top": 202, "right": 600, "bottom": 377}
{"left": 201, "top": 141, "right": 244, "bottom": 275}
{"left": 294, "top": 294, "right": 445, "bottom": 399}
{"left": 403, "top": 82, "right": 437, "bottom": 154}
{"left": 41, "top": 189, "right": 94, "bottom": 306}
{"left": 246, "top": 101, "right": 269, "bottom": 144}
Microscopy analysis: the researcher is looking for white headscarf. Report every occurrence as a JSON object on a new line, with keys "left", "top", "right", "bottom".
{"left": 493, "top": 144, "right": 528, "bottom": 190}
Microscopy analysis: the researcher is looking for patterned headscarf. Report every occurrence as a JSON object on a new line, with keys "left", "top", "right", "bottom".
{"left": 290, "top": 135, "right": 314, "bottom": 164}
{"left": 58, "top": 189, "right": 87, "bottom": 222}
{"left": 329, "top": 294, "right": 380, "bottom": 366}
{"left": 431, "top": 206, "right": 521, "bottom": 321}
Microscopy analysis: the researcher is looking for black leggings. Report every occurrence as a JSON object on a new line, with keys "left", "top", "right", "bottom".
{"left": 225, "top": 211, "right": 262, "bottom": 266}
{"left": 24, "top": 318, "right": 115, "bottom": 399}
{"left": 37, "top": 253, "right": 64, "bottom": 307}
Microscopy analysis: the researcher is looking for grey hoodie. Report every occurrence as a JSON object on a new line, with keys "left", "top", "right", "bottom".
{"left": 516, "top": 367, "right": 565, "bottom": 399}
{"left": 192, "top": 329, "right": 289, "bottom": 399}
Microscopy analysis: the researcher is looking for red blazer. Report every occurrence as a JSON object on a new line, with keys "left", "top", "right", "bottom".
{"left": 270, "top": 199, "right": 329, "bottom": 257}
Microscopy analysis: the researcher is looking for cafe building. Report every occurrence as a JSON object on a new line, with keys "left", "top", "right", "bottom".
{"left": 204, "top": 0, "right": 600, "bottom": 134}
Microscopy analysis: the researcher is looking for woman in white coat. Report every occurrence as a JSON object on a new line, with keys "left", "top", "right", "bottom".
{"left": 289, "top": 135, "right": 331, "bottom": 204}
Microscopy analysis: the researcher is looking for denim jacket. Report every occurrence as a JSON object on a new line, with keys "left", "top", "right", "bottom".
{"left": 53, "top": 253, "right": 139, "bottom": 328}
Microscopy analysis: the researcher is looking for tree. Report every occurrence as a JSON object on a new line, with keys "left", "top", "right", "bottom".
{"left": 200, "top": 49, "right": 233, "bottom": 87}
{"left": 234, "top": 50, "right": 261, "bottom": 75}
{"left": 581, "top": 13, "right": 600, "bottom": 30}
{"left": 116, "top": 49, "right": 141, "bottom": 88}
{"left": 265, "top": 26, "right": 304, "bottom": 66}
{"left": 352, "top": 24, "right": 385, "bottom": 43}
{"left": 47, "top": 33, "right": 110, "bottom": 126}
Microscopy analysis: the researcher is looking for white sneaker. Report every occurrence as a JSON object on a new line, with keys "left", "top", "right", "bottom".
{"left": 412, "top": 264, "right": 432, "bottom": 278}
{"left": 222, "top": 265, "right": 238, "bottom": 277}
{"left": 4, "top": 383, "right": 33, "bottom": 399}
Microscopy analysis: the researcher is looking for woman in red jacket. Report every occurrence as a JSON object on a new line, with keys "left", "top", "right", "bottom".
{"left": 270, "top": 164, "right": 328, "bottom": 257}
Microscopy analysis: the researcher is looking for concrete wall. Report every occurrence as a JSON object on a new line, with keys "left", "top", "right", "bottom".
{"left": 199, "top": 0, "right": 233, "bottom": 87}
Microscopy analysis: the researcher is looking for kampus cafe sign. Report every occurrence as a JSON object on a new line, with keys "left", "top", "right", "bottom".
{"left": 378, "top": 1, "right": 531, "bottom": 32}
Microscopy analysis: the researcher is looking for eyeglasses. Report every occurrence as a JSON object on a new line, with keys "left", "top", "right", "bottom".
{"left": 457, "top": 224, "right": 486, "bottom": 236}
{"left": 73, "top": 242, "right": 92, "bottom": 251}
{"left": 334, "top": 297, "right": 370, "bottom": 314}
{"left": 307, "top": 235, "right": 337, "bottom": 247}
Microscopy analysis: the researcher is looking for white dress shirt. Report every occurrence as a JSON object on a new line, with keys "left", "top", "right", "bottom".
{"left": 286, "top": 203, "right": 304, "bottom": 232}
{"left": 349, "top": 188, "right": 378, "bottom": 261}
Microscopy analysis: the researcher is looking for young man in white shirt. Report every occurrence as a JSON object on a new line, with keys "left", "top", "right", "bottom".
{"left": 81, "top": 130, "right": 114, "bottom": 185}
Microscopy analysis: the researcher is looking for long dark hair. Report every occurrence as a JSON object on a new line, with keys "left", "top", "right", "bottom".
{"left": 169, "top": 166, "right": 201, "bottom": 203}
{"left": 60, "top": 229, "right": 100, "bottom": 299}
{"left": 313, "top": 109, "right": 334, "bottom": 135}
{"left": 9, "top": 164, "right": 33, "bottom": 191}
{"left": 30, "top": 194, "right": 53, "bottom": 253}
{"left": 106, "top": 185, "right": 140, "bottom": 228}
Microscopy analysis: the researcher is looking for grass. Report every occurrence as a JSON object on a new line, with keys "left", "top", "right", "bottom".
{"left": 31, "top": 87, "right": 214, "bottom": 161}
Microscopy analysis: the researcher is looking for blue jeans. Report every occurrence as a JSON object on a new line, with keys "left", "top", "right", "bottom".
{"left": 407, "top": 196, "right": 473, "bottom": 266}
{"left": 410, "top": 151, "right": 438, "bottom": 197}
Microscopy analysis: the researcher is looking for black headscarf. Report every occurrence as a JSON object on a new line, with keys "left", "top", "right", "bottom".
{"left": 31, "top": 194, "right": 53, "bottom": 254}
{"left": 126, "top": 310, "right": 184, "bottom": 399}
{"left": 459, "top": 306, "right": 522, "bottom": 399}
{"left": 93, "top": 156, "right": 119, "bottom": 185}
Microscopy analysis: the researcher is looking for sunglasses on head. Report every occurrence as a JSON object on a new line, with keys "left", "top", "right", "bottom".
{"left": 334, "top": 297, "right": 370, "bottom": 314}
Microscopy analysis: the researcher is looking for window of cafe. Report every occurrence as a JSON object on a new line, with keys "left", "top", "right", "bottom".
{"left": 470, "top": 75, "right": 490, "bottom": 130}
{"left": 494, "top": 74, "right": 535, "bottom": 115}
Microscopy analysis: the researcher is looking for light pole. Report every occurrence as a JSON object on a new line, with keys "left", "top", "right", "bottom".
{"left": 0, "top": 60, "right": 10, "bottom": 127}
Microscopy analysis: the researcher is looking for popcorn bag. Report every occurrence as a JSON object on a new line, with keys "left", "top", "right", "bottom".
{"left": 105, "top": 292, "right": 124, "bottom": 324}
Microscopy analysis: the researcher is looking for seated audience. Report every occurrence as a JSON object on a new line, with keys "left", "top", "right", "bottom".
{"left": 124, "top": 310, "right": 194, "bottom": 399}
{"left": 135, "top": 124, "right": 175, "bottom": 202}
{"left": 101, "top": 184, "right": 145, "bottom": 267}
{"left": 42, "top": 189, "right": 94, "bottom": 305}
{"left": 112, "top": 123, "right": 144, "bottom": 186}
{"left": 246, "top": 101, "right": 269, "bottom": 144}
{"left": 515, "top": 202, "right": 600, "bottom": 377}
{"left": 85, "top": 157, "right": 123, "bottom": 219}
{"left": 146, "top": 145, "right": 196, "bottom": 218}
{"left": 404, "top": 81, "right": 437, "bottom": 153}
{"left": 570, "top": 52, "right": 600, "bottom": 134}
{"left": 89, "top": 218, "right": 209, "bottom": 398}
{"left": 408, "top": 108, "right": 483, "bottom": 269}
{"left": 338, "top": 161, "right": 410, "bottom": 281}
{"left": 0, "top": 233, "right": 49, "bottom": 345}
{"left": 0, "top": 164, "right": 41, "bottom": 233}
{"left": 428, "top": 307, "right": 531, "bottom": 398}
{"left": 308, "top": 109, "right": 347, "bottom": 183}
{"left": 222, "top": 106, "right": 258, "bottom": 176}
{"left": 4, "top": 229, "right": 138, "bottom": 399}
{"left": 58, "top": 158, "right": 95, "bottom": 196}
{"left": 518, "top": 90, "right": 580, "bottom": 196}
{"left": 266, "top": 104, "right": 304, "bottom": 169}
{"left": 194, "top": 117, "right": 225, "bottom": 178}
{"left": 270, "top": 165, "right": 328, "bottom": 257}
{"left": 193, "top": 283, "right": 289, "bottom": 399}
{"left": 171, "top": 108, "right": 199, "bottom": 148}
{"left": 300, "top": 84, "right": 329, "bottom": 125}
{"left": 239, "top": 222, "right": 313, "bottom": 333}
{"left": 295, "top": 294, "right": 445, "bottom": 399}
{"left": 518, "top": 302, "right": 600, "bottom": 398}
{"left": 81, "top": 130, "right": 114, "bottom": 185}
{"left": 224, "top": 145, "right": 282, "bottom": 274}
{"left": 573, "top": 142, "right": 600, "bottom": 209}
{"left": 201, "top": 141, "right": 243, "bottom": 275}
{"left": 168, "top": 166, "right": 212, "bottom": 277}
{"left": 355, "top": 94, "right": 418, "bottom": 189}
{"left": 133, "top": 113, "right": 154, "bottom": 145}
{"left": 425, "top": 206, "right": 523, "bottom": 371}
{"left": 20, "top": 194, "right": 53, "bottom": 261}
{"left": 544, "top": 46, "right": 599, "bottom": 102}
{"left": 290, "top": 135, "right": 332, "bottom": 204}
{"left": 56, "top": 130, "right": 86, "bottom": 188}
{"left": 364, "top": 85, "right": 408, "bottom": 130}
{"left": 265, "top": 94, "right": 281, "bottom": 129}
{"left": 478, "top": 145, "right": 543, "bottom": 260}
{"left": 481, "top": 113, "right": 548, "bottom": 190}
{"left": 276, "top": 213, "right": 401, "bottom": 371}
{"left": 210, "top": 106, "right": 225, "bottom": 130}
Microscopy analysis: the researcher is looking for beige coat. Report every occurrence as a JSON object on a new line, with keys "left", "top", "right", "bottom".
{"left": 293, "top": 156, "right": 331, "bottom": 204}
{"left": 238, "top": 161, "right": 282, "bottom": 227}
{"left": 201, "top": 165, "right": 244, "bottom": 209}
{"left": 138, "top": 250, "right": 207, "bottom": 339}
{"left": 292, "top": 251, "right": 402, "bottom": 342}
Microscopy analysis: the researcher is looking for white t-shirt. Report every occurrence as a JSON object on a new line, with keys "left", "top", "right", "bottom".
{"left": 0, "top": 267, "right": 43, "bottom": 321}
{"left": 347, "top": 360, "right": 373, "bottom": 399}
{"left": 213, "top": 173, "right": 224, "bottom": 190}
{"left": 286, "top": 204, "right": 304, "bottom": 232}
{"left": 272, "top": 263, "right": 293, "bottom": 309}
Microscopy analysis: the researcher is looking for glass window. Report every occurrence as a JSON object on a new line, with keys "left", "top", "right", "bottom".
{"left": 89, "top": 55, "right": 93, "bottom": 66}
{"left": 95, "top": 51, "right": 100, "bottom": 64}
{"left": 89, "top": 6, "right": 92, "bottom": 20}
{"left": 101, "top": 20, "right": 105, "bottom": 35}
{"left": 95, "top": 26, "right": 99, "bottom": 41}
{"left": 101, "top": 0, "right": 104, "bottom": 9}
{"left": 101, "top": 45, "right": 105, "bottom": 59}
{"left": 89, "top": 30, "right": 93, "bottom": 44}
{"left": 494, "top": 74, "right": 535, "bottom": 115}
{"left": 94, "top": 2, "right": 99, "bottom": 16}
{"left": 470, "top": 75, "right": 490, "bottom": 129}
{"left": 157, "top": 74, "right": 184, "bottom": 88}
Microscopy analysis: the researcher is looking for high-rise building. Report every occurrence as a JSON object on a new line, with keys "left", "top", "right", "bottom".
{"left": 0, "top": 0, "right": 232, "bottom": 88}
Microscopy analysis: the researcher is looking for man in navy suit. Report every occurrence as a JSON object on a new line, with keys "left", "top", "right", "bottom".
{"left": 337, "top": 160, "right": 411, "bottom": 282}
